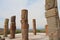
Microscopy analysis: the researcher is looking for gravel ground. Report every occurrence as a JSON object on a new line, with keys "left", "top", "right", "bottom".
{"left": 1, "top": 33, "right": 49, "bottom": 40}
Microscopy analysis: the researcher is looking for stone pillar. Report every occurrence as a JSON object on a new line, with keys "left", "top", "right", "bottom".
{"left": 45, "top": 25, "right": 48, "bottom": 36}
{"left": 21, "top": 9, "right": 29, "bottom": 40}
{"left": 4, "top": 19, "right": 9, "bottom": 37}
{"left": 45, "top": 0, "right": 60, "bottom": 40}
{"left": 10, "top": 16, "right": 16, "bottom": 39}
{"left": 32, "top": 19, "right": 36, "bottom": 35}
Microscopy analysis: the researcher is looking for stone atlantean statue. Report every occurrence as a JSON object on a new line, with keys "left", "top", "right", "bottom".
{"left": 4, "top": 18, "right": 9, "bottom": 37}
{"left": 21, "top": 9, "right": 29, "bottom": 40}
{"left": 10, "top": 16, "right": 16, "bottom": 39}
{"left": 45, "top": 0, "right": 60, "bottom": 40}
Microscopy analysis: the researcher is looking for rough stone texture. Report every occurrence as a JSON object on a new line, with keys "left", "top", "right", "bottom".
{"left": 45, "top": 0, "right": 57, "bottom": 10}
{"left": 45, "top": 8, "right": 59, "bottom": 34}
{"left": 45, "top": 8, "right": 58, "bottom": 18}
{"left": 4, "top": 19, "right": 9, "bottom": 37}
{"left": 21, "top": 9, "right": 29, "bottom": 40}
{"left": 45, "top": 0, "right": 60, "bottom": 40}
{"left": 45, "top": 25, "right": 48, "bottom": 36}
{"left": 32, "top": 19, "right": 36, "bottom": 35}
{"left": 10, "top": 16, "right": 16, "bottom": 39}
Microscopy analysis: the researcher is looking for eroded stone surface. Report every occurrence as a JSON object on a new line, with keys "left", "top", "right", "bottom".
{"left": 45, "top": 8, "right": 58, "bottom": 18}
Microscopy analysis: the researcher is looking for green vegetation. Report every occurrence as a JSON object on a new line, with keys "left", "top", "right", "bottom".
{"left": 0, "top": 29, "right": 46, "bottom": 35}
{"left": 15, "top": 30, "right": 21, "bottom": 34}
{"left": 29, "top": 29, "right": 45, "bottom": 33}
{"left": 36, "top": 29, "right": 45, "bottom": 33}
{"left": 0, "top": 29, "right": 21, "bottom": 35}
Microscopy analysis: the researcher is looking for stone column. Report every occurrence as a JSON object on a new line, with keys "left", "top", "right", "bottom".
{"left": 10, "top": 16, "right": 16, "bottom": 39}
{"left": 45, "top": 0, "right": 60, "bottom": 40}
{"left": 45, "top": 25, "right": 48, "bottom": 36}
{"left": 4, "top": 19, "right": 9, "bottom": 37}
{"left": 21, "top": 9, "right": 29, "bottom": 40}
{"left": 32, "top": 19, "right": 36, "bottom": 35}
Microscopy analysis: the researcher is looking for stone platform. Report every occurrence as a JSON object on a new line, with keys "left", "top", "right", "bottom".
{"left": 1, "top": 33, "right": 49, "bottom": 40}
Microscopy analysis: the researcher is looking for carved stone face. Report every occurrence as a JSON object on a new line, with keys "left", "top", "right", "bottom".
{"left": 45, "top": 0, "right": 57, "bottom": 10}
{"left": 21, "top": 10, "right": 28, "bottom": 20}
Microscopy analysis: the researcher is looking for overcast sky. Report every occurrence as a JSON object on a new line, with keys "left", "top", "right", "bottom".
{"left": 0, "top": 0, "right": 60, "bottom": 29}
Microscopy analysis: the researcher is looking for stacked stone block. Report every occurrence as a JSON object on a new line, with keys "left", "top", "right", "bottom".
{"left": 10, "top": 16, "right": 16, "bottom": 39}
{"left": 45, "top": 0, "right": 60, "bottom": 40}
{"left": 21, "top": 9, "right": 29, "bottom": 40}
{"left": 4, "top": 19, "right": 9, "bottom": 37}
{"left": 32, "top": 19, "right": 36, "bottom": 35}
{"left": 45, "top": 25, "right": 48, "bottom": 36}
